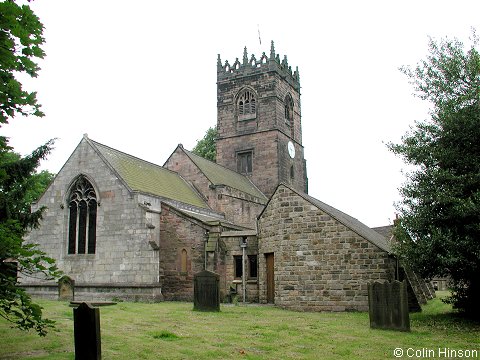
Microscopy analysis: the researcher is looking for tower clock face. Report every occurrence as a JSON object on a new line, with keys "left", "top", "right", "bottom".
{"left": 287, "top": 141, "right": 295, "bottom": 159}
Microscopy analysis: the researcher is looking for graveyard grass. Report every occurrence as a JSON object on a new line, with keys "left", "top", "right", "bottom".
{"left": 0, "top": 292, "right": 478, "bottom": 360}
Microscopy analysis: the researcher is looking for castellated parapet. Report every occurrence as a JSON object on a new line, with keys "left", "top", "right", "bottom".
{"left": 217, "top": 41, "right": 300, "bottom": 91}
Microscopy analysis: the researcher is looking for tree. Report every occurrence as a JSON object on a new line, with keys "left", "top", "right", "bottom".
{"left": 389, "top": 32, "right": 480, "bottom": 318}
{"left": 192, "top": 126, "right": 217, "bottom": 162}
{"left": 0, "top": 1, "right": 61, "bottom": 335}
{"left": 0, "top": 0, "right": 45, "bottom": 125}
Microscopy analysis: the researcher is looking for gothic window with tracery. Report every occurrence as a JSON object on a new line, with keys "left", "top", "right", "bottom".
{"left": 238, "top": 90, "right": 256, "bottom": 120}
{"left": 67, "top": 176, "right": 97, "bottom": 254}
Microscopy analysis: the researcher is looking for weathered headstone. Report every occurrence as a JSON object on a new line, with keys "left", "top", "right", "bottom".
{"left": 73, "top": 302, "right": 101, "bottom": 359}
{"left": 58, "top": 275, "right": 75, "bottom": 301}
{"left": 368, "top": 280, "right": 410, "bottom": 331}
{"left": 193, "top": 270, "right": 220, "bottom": 311}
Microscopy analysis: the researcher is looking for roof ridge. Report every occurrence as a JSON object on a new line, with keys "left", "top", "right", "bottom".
{"left": 85, "top": 137, "right": 208, "bottom": 209}
{"left": 183, "top": 147, "right": 246, "bottom": 177}
{"left": 182, "top": 147, "right": 267, "bottom": 200}
{"left": 273, "top": 183, "right": 392, "bottom": 253}
{"left": 89, "top": 138, "right": 180, "bottom": 176}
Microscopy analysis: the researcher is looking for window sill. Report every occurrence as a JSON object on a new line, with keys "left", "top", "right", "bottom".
{"left": 65, "top": 254, "right": 96, "bottom": 258}
{"left": 233, "top": 279, "right": 258, "bottom": 284}
{"left": 238, "top": 114, "right": 256, "bottom": 121}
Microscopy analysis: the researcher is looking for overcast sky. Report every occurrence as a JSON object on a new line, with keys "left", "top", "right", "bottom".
{"left": 4, "top": 0, "right": 480, "bottom": 227}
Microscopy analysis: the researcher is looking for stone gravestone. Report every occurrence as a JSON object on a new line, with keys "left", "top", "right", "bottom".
{"left": 58, "top": 275, "right": 75, "bottom": 301}
{"left": 73, "top": 302, "right": 101, "bottom": 359}
{"left": 368, "top": 280, "right": 410, "bottom": 331}
{"left": 193, "top": 270, "right": 220, "bottom": 311}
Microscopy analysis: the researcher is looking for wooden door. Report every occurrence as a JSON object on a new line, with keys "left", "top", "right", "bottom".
{"left": 265, "top": 253, "right": 275, "bottom": 303}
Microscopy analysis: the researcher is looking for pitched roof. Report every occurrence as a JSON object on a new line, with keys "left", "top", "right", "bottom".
{"left": 87, "top": 138, "right": 208, "bottom": 209}
{"left": 180, "top": 147, "right": 267, "bottom": 201}
{"left": 266, "top": 183, "right": 392, "bottom": 253}
{"left": 372, "top": 225, "right": 394, "bottom": 239}
{"left": 163, "top": 203, "right": 251, "bottom": 230}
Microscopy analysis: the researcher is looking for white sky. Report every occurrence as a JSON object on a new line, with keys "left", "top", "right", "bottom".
{"left": 4, "top": 0, "right": 480, "bottom": 227}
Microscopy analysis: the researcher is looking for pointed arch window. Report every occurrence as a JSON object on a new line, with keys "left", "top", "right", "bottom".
{"left": 285, "top": 95, "right": 294, "bottom": 126}
{"left": 285, "top": 94, "right": 294, "bottom": 138}
{"left": 68, "top": 176, "right": 97, "bottom": 254}
{"left": 180, "top": 249, "right": 188, "bottom": 274}
{"left": 238, "top": 90, "right": 257, "bottom": 121}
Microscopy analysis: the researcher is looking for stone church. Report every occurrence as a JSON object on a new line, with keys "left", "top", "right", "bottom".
{"left": 22, "top": 42, "right": 433, "bottom": 311}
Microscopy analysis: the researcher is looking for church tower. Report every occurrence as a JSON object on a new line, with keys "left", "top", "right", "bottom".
{"left": 216, "top": 41, "right": 308, "bottom": 197}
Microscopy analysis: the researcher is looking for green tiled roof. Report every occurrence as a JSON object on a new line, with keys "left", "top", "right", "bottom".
{"left": 183, "top": 149, "right": 267, "bottom": 201}
{"left": 90, "top": 139, "right": 208, "bottom": 209}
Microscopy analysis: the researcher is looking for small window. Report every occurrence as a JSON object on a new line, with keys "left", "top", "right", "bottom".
{"left": 234, "top": 255, "right": 243, "bottom": 278}
{"left": 237, "top": 151, "right": 252, "bottom": 174}
{"left": 180, "top": 249, "right": 188, "bottom": 273}
{"left": 238, "top": 90, "right": 257, "bottom": 120}
{"left": 290, "top": 165, "right": 295, "bottom": 180}
{"left": 248, "top": 255, "right": 257, "bottom": 278}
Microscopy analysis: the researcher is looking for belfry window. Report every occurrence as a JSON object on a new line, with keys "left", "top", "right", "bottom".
{"left": 238, "top": 90, "right": 256, "bottom": 120}
{"left": 285, "top": 95, "right": 294, "bottom": 126}
{"left": 68, "top": 176, "right": 97, "bottom": 254}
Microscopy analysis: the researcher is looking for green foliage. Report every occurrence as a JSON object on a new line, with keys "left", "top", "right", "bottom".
{"left": 151, "top": 330, "right": 180, "bottom": 340}
{"left": 0, "top": 0, "right": 46, "bottom": 124}
{"left": 0, "top": 141, "right": 61, "bottom": 336}
{"left": 0, "top": 1, "right": 60, "bottom": 335}
{"left": 389, "top": 32, "right": 480, "bottom": 318}
{"left": 192, "top": 126, "right": 217, "bottom": 162}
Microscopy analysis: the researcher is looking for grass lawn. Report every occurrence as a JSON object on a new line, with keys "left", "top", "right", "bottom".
{"left": 0, "top": 291, "right": 478, "bottom": 359}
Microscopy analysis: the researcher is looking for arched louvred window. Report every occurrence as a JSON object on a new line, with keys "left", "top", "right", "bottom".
{"left": 285, "top": 95, "right": 294, "bottom": 125}
{"left": 68, "top": 176, "right": 98, "bottom": 254}
{"left": 238, "top": 89, "right": 257, "bottom": 120}
{"left": 285, "top": 94, "right": 294, "bottom": 138}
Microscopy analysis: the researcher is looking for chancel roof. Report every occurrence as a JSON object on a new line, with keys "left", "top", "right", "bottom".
{"left": 181, "top": 147, "right": 267, "bottom": 201}
{"left": 87, "top": 137, "right": 208, "bottom": 209}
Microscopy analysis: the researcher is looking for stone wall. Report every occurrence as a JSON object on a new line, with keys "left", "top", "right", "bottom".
{"left": 159, "top": 204, "right": 208, "bottom": 301}
{"left": 216, "top": 63, "right": 307, "bottom": 198}
{"left": 258, "top": 186, "right": 395, "bottom": 311}
{"left": 22, "top": 138, "right": 161, "bottom": 300}
{"left": 164, "top": 147, "right": 265, "bottom": 228}
{"left": 220, "top": 235, "right": 259, "bottom": 302}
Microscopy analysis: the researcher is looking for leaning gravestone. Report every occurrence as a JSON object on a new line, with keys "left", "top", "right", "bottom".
{"left": 73, "top": 302, "right": 101, "bottom": 359}
{"left": 58, "top": 275, "right": 75, "bottom": 301}
{"left": 368, "top": 280, "right": 410, "bottom": 331}
{"left": 193, "top": 270, "right": 220, "bottom": 311}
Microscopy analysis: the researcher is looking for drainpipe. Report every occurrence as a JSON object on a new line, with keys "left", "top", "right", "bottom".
{"left": 241, "top": 236, "right": 247, "bottom": 303}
